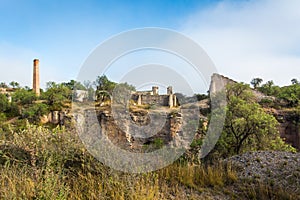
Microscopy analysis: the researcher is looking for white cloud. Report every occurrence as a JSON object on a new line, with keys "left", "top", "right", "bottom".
{"left": 181, "top": 0, "right": 300, "bottom": 86}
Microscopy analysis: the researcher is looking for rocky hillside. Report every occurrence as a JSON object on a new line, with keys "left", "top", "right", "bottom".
{"left": 226, "top": 151, "right": 300, "bottom": 194}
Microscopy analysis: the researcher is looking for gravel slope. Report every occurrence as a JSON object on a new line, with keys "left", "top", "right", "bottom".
{"left": 226, "top": 151, "right": 300, "bottom": 193}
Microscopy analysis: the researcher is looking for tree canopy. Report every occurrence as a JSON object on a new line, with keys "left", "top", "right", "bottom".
{"left": 257, "top": 79, "right": 300, "bottom": 107}
{"left": 251, "top": 78, "right": 263, "bottom": 89}
{"left": 94, "top": 75, "right": 136, "bottom": 103}
{"left": 209, "top": 83, "right": 295, "bottom": 158}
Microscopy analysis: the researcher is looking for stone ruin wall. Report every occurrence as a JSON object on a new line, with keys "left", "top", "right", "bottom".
{"left": 210, "top": 73, "right": 272, "bottom": 101}
{"left": 131, "top": 86, "right": 177, "bottom": 107}
{"left": 137, "top": 94, "right": 169, "bottom": 106}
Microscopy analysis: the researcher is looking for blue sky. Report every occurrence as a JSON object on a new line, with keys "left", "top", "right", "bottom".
{"left": 0, "top": 0, "right": 299, "bottom": 93}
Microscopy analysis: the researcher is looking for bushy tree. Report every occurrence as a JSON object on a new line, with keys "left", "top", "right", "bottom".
{"left": 0, "top": 93, "right": 19, "bottom": 117}
{"left": 258, "top": 80, "right": 280, "bottom": 96}
{"left": 194, "top": 93, "right": 208, "bottom": 101}
{"left": 278, "top": 84, "right": 300, "bottom": 107}
{"left": 291, "top": 78, "right": 299, "bottom": 85}
{"left": 251, "top": 78, "right": 263, "bottom": 89}
{"left": 257, "top": 79, "right": 300, "bottom": 107}
{"left": 0, "top": 82, "right": 8, "bottom": 88}
{"left": 0, "top": 94, "right": 9, "bottom": 113}
{"left": 95, "top": 75, "right": 116, "bottom": 92}
{"left": 12, "top": 89, "right": 37, "bottom": 105}
{"left": 222, "top": 95, "right": 278, "bottom": 154}
{"left": 9, "top": 81, "right": 20, "bottom": 89}
{"left": 62, "top": 80, "right": 86, "bottom": 90}
{"left": 22, "top": 103, "right": 49, "bottom": 123}
{"left": 95, "top": 75, "right": 117, "bottom": 102}
{"left": 210, "top": 83, "right": 295, "bottom": 158}
{"left": 42, "top": 82, "right": 72, "bottom": 111}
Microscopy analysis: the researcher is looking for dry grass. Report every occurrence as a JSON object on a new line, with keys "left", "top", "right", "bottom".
{"left": 0, "top": 123, "right": 297, "bottom": 199}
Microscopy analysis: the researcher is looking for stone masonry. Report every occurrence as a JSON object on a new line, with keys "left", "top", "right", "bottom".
{"left": 32, "top": 59, "right": 40, "bottom": 96}
{"left": 131, "top": 86, "right": 177, "bottom": 108}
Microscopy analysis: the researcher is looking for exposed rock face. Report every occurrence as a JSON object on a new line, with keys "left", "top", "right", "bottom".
{"left": 40, "top": 115, "right": 49, "bottom": 124}
{"left": 97, "top": 109, "right": 185, "bottom": 151}
{"left": 268, "top": 109, "right": 300, "bottom": 150}
{"left": 40, "top": 110, "right": 68, "bottom": 125}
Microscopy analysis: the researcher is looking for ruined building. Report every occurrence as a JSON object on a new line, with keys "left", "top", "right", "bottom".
{"left": 131, "top": 86, "right": 178, "bottom": 108}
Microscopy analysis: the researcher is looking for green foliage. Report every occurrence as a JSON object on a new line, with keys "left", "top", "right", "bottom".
{"left": 226, "top": 83, "right": 254, "bottom": 101}
{"left": 0, "top": 82, "right": 8, "bottom": 88}
{"left": 0, "top": 113, "right": 6, "bottom": 123}
{"left": 95, "top": 76, "right": 135, "bottom": 104}
{"left": 251, "top": 78, "right": 263, "bottom": 89}
{"left": 9, "top": 81, "right": 20, "bottom": 89}
{"left": 291, "top": 78, "right": 299, "bottom": 85}
{"left": 257, "top": 79, "right": 300, "bottom": 107}
{"left": 0, "top": 94, "right": 19, "bottom": 118}
{"left": 22, "top": 103, "right": 49, "bottom": 123}
{"left": 259, "top": 98, "right": 275, "bottom": 107}
{"left": 12, "top": 89, "right": 37, "bottom": 105}
{"left": 211, "top": 83, "right": 295, "bottom": 158}
{"left": 5, "top": 102, "right": 19, "bottom": 117}
{"left": 42, "top": 82, "right": 72, "bottom": 111}
{"left": 62, "top": 79, "right": 86, "bottom": 90}
{"left": 258, "top": 80, "right": 280, "bottom": 96}
{"left": 269, "top": 136, "right": 296, "bottom": 153}
{"left": 153, "top": 138, "right": 164, "bottom": 149}
{"left": 95, "top": 75, "right": 117, "bottom": 102}
{"left": 194, "top": 93, "right": 208, "bottom": 101}
{"left": 0, "top": 94, "right": 9, "bottom": 113}
{"left": 190, "top": 139, "right": 203, "bottom": 148}
{"left": 95, "top": 75, "right": 117, "bottom": 92}
{"left": 277, "top": 83, "right": 300, "bottom": 107}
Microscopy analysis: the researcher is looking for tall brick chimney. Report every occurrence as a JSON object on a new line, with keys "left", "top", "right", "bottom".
{"left": 33, "top": 59, "right": 40, "bottom": 96}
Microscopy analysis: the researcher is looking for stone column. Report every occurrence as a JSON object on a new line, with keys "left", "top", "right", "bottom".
{"left": 152, "top": 86, "right": 158, "bottom": 95}
{"left": 167, "top": 86, "right": 173, "bottom": 95}
{"left": 169, "top": 94, "right": 173, "bottom": 108}
{"left": 137, "top": 94, "right": 142, "bottom": 105}
{"left": 173, "top": 95, "right": 177, "bottom": 107}
{"left": 33, "top": 59, "right": 40, "bottom": 96}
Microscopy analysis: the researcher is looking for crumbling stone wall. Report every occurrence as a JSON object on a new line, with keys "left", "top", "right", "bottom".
{"left": 139, "top": 94, "right": 169, "bottom": 106}
{"left": 210, "top": 73, "right": 272, "bottom": 101}
{"left": 131, "top": 86, "right": 178, "bottom": 108}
